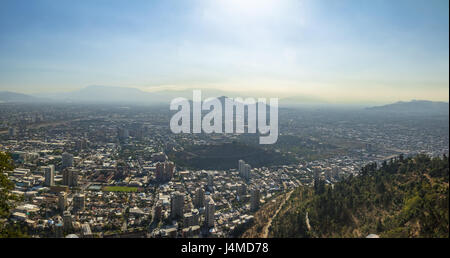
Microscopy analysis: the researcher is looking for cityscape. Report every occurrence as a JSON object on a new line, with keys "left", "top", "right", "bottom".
{"left": 0, "top": 0, "right": 448, "bottom": 246}
{"left": 0, "top": 100, "right": 448, "bottom": 238}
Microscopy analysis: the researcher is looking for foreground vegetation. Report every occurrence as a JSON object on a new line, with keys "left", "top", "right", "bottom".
{"left": 0, "top": 152, "right": 27, "bottom": 237}
{"left": 270, "top": 154, "right": 449, "bottom": 238}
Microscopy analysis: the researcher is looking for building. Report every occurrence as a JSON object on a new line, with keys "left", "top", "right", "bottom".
{"left": 250, "top": 188, "right": 260, "bottom": 212}
{"left": 238, "top": 160, "right": 245, "bottom": 174}
{"left": 58, "top": 192, "right": 67, "bottom": 212}
{"left": 153, "top": 201, "right": 162, "bottom": 222}
{"left": 43, "top": 165, "right": 55, "bottom": 187}
{"left": 237, "top": 183, "right": 247, "bottom": 197}
{"left": 61, "top": 152, "right": 73, "bottom": 168}
{"left": 207, "top": 173, "right": 214, "bottom": 192}
{"left": 63, "top": 211, "right": 72, "bottom": 230}
{"left": 204, "top": 196, "right": 215, "bottom": 228}
{"left": 8, "top": 127, "right": 16, "bottom": 137}
{"left": 183, "top": 209, "right": 200, "bottom": 227}
{"left": 155, "top": 161, "right": 175, "bottom": 182}
{"left": 62, "top": 168, "right": 78, "bottom": 186}
{"left": 194, "top": 187, "right": 205, "bottom": 208}
{"left": 54, "top": 223, "right": 63, "bottom": 238}
{"left": 243, "top": 164, "right": 251, "bottom": 181}
{"left": 73, "top": 193, "right": 85, "bottom": 212}
{"left": 238, "top": 160, "right": 251, "bottom": 181}
{"left": 81, "top": 223, "right": 93, "bottom": 238}
{"left": 170, "top": 191, "right": 185, "bottom": 219}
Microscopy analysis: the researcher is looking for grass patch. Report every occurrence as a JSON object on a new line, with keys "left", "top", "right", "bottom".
{"left": 103, "top": 186, "right": 138, "bottom": 192}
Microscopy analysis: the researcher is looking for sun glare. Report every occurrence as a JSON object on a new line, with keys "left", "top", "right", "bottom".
{"left": 216, "top": 0, "right": 279, "bottom": 17}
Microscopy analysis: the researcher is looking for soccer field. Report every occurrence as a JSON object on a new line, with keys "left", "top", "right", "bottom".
{"left": 102, "top": 186, "right": 138, "bottom": 192}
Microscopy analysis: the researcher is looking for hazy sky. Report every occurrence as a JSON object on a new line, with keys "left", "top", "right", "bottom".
{"left": 0, "top": 0, "right": 448, "bottom": 103}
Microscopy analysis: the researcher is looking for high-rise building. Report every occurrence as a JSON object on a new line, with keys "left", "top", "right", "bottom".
{"left": 73, "top": 193, "right": 85, "bottom": 212}
{"left": 183, "top": 209, "right": 200, "bottom": 227}
{"left": 8, "top": 127, "right": 16, "bottom": 137}
{"left": 194, "top": 187, "right": 205, "bottom": 208}
{"left": 58, "top": 192, "right": 67, "bottom": 212}
{"left": 238, "top": 160, "right": 245, "bottom": 175}
{"left": 204, "top": 196, "right": 215, "bottom": 228}
{"left": 237, "top": 183, "right": 247, "bottom": 197}
{"left": 43, "top": 165, "right": 55, "bottom": 187}
{"left": 238, "top": 160, "right": 251, "bottom": 181}
{"left": 155, "top": 161, "right": 175, "bottom": 182}
{"left": 171, "top": 191, "right": 185, "bottom": 219}
{"left": 153, "top": 201, "right": 162, "bottom": 222}
{"left": 63, "top": 210, "right": 72, "bottom": 230}
{"left": 61, "top": 152, "right": 73, "bottom": 168}
{"left": 62, "top": 168, "right": 78, "bottom": 186}
{"left": 155, "top": 162, "right": 164, "bottom": 182}
{"left": 76, "top": 139, "right": 88, "bottom": 150}
{"left": 207, "top": 173, "right": 214, "bottom": 192}
{"left": 54, "top": 223, "right": 63, "bottom": 238}
{"left": 81, "top": 223, "right": 93, "bottom": 238}
{"left": 250, "top": 188, "right": 260, "bottom": 212}
{"left": 165, "top": 161, "right": 174, "bottom": 180}
{"left": 243, "top": 164, "right": 251, "bottom": 181}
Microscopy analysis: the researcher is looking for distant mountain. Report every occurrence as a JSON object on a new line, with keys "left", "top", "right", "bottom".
{"left": 0, "top": 91, "right": 41, "bottom": 103}
{"left": 37, "top": 85, "right": 168, "bottom": 104}
{"left": 367, "top": 100, "right": 449, "bottom": 115}
{"left": 279, "top": 96, "right": 329, "bottom": 107}
{"left": 36, "top": 86, "right": 241, "bottom": 105}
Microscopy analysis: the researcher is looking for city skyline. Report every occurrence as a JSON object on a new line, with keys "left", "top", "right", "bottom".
{"left": 0, "top": 0, "right": 449, "bottom": 103}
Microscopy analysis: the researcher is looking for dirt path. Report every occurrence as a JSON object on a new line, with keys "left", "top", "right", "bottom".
{"left": 305, "top": 211, "right": 311, "bottom": 231}
{"left": 262, "top": 190, "right": 293, "bottom": 238}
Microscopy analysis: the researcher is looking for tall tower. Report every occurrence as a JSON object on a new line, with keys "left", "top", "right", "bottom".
{"left": 43, "top": 165, "right": 55, "bottom": 187}
{"left": 194, "top": 187, "right": 205, "bottom": 208}
{"left": 207, "top": 173, "right": 214, "bottom": 192}
{"left": 250, "top": 188, "right": 260, "bottom": 212}
{"left": 244, "top": 164, "right": 251, "bottom": 181}
{"left": 63, "top": 168, "right": 78, "bottom": 186}
{"left": 170, "top": 191, "right": 185, "bottom": 219}
{"left": 58, "top": 192, "right": 67, "bottom": 212}
{"left": 205, "top": 196, "right": 215, "bottom": 228}
{"left": 63, "top": 210, "right": 72, "bottom": 230}
{"left": 238, "top": 160, "right": 245, "bottom": 176}
{"left": 73, "top": 193, "right": 85, "bottom": 212}
{"left": 62, "top": 152, "right": 73, "bottom": 168}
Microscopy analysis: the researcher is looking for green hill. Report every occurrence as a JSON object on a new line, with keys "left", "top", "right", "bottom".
{"left": 270, "top": 154, "right": 449, "bottom": 238}
{"left": 168, "top": 141, "right": 297, "bottom": 170}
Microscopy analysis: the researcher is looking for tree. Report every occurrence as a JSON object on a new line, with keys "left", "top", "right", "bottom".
{"left": 0, "top": 151, "right": 27, "bottom": 237}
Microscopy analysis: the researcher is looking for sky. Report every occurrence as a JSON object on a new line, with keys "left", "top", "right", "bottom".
{"left": 0, "top": 0, "right": 448, "bottom": 104}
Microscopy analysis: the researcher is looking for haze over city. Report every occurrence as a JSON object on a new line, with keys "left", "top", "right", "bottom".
{"left": 0, "top": 0, "right": 448, "bottom": 104}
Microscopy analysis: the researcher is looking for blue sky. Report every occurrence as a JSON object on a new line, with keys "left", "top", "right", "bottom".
{"left": 0, "top": 0, "right": 448, "bottom": 103}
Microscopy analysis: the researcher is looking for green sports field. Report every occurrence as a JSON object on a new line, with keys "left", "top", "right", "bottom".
{"left": 102, "top": 186, "right": 138, "bottom": 192}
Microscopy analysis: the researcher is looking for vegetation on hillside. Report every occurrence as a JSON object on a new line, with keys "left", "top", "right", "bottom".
{"left": 0, "top": 151, "right": 27, "bottom": 237}
{"left": 270, "top": 154, "right": 449, "bottom": 238}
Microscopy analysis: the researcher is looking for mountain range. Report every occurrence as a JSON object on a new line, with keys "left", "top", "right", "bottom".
{"left": 0, "top": 86, "right": 449, "bottom": 114}
{"left": 366, "top": 100, "right": 449, "bottom": 115}
{"left": 0, "top": 91, "right": 42, "bottom": 103}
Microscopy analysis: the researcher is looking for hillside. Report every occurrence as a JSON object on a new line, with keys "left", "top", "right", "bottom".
{"left": 269, "top": 154, "right": 449, "bottom": 238}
